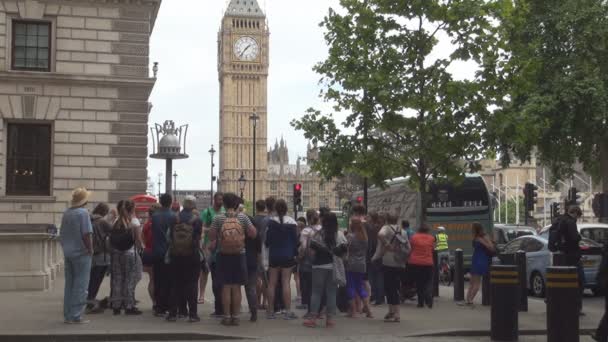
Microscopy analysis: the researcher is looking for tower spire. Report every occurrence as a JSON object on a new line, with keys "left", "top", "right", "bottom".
{"left": 226, "top": 0, "right": 265, "bottom": 17}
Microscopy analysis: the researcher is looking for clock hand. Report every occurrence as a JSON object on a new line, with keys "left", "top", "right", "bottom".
{"left": 240, "top": 44, "right": 251, "bottom": 57}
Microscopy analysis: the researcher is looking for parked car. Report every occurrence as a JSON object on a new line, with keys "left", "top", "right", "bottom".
{"left": 539, "top": 223, "right": 608, "bottom": 245}
{"left": 494, "top": 224, "right": 537, "bottom": 249}
{"left": 494, "top": 235, "right": 603, "bottom": 297}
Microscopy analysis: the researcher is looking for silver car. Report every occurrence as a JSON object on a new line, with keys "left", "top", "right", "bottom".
{"left": 495, "top": 235, "right": 603, "bottom": 297}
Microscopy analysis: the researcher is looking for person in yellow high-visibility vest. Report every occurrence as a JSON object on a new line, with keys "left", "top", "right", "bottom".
{"left": 435, "top": 227, "right": 450, "bottom": 267}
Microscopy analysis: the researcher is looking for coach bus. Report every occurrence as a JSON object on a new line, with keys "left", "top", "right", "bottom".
{"left": 425, "top": 175, "right": 493, "bottom": 267}
{"left": 351, "top": 174, "right": 493, "bottom": 267}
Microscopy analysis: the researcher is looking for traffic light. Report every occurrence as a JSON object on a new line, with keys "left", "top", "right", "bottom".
{"left": 593, "top": 193, "right": 608, "bottom": 219}
{"left": 551, "top": 202, "right": 561, "bottom": 221}
{"left": 293, "top": 183, "right": 302, "bottom": 207}
{"left": 568, "top": 187, "right": 582, "bottom": 206}
{"left": 524, "top": 182, "right": 538, "bottom": 211}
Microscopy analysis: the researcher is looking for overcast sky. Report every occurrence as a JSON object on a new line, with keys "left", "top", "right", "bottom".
{"left": 147, "top": 0, "right": 339, "bottom": 192}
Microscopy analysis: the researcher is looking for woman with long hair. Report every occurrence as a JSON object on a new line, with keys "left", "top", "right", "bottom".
{"left": 460, "top": 222, "right": 495, "bottom": 306}
{"left": 86, "top": 202, "right": 112, "bottom": 314}
{"left": 109, "top": 200, "right": 144, "bottom": 315}
{"left": 141, "top": 203, "right": 161, "bottom": 311}
{"left": 372, "top": 213, "right": 409, "bottom": 323}
{"left": 265, "top": 199, "right": 299, "bottom": 320}
{"left": 346, "top": 218, "right": 371, "bottom": 318}
{"left": 303, "top": 213, "right": 347, "bottom": 328}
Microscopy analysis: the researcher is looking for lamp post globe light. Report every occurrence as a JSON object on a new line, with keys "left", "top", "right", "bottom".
{"left": 209, "top": 145, "right": 216, "bottom": 203}
{"left": 150, "top": 120, "right": 189, "bottom": 195}
{"left": 238, "top": 172, "right": 247, "bottom": 200}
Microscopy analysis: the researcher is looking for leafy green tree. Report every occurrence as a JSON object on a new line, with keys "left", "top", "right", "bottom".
{"left": 496, "top": 197, "right": 526, "bottom": 225}
{"left": 485, "top": 0, "right": 608, "bottom": 191}
{"left": 292, "top": 0, "right": 499, "bottom": 220}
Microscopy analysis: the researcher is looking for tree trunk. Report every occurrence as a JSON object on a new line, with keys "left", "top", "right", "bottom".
{"left": 600, "top": 139, "right": 608, "bottom": 223}
{"left": 419, "top": 178, "right": 428, "bottom": 225}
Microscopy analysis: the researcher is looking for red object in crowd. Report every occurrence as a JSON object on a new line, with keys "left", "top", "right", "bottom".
{"left": 130, "top": 194, "right": 158, "bottom": 224}
{"left": 171, "top": 201, "right": 181, "bottom": 212}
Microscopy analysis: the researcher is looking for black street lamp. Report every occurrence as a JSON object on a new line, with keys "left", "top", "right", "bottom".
{"left": 238, "top": 172, "right": 247, "bottom": 200}
{"left": 250, "top": 110, "right": 259, "bottom": 215}
{"left": 209, "top": 145, "right": 216, "bottom": 203}
{"left": 173, "top": 171, "right": 178, "bottom": 199}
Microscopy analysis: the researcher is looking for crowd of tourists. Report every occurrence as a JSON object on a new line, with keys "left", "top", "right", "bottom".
{"left": 59, "top": 187, "right": 495, "bottom": 327}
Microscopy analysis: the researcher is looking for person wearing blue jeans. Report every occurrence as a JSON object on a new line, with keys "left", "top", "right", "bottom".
{"left": 60, "top": 188, "right": 94, "bottom": 324}
{"left": 64, "top": 255, "right": 92, "bottom": 322}
{"left": 303, "top": 213, "right": 346, "bottom": 328}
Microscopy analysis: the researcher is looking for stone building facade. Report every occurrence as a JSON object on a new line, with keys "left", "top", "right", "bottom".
{"left": 0, "top": 0, "right": 160, "bottom": 290}
{"left": 266, "top": 140, "right": 341, "bottom": 212}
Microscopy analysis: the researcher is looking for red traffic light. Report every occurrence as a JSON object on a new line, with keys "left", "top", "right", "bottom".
{"left": 295, "top": 184, "right": 302, "bottom": 191}
{"left": 356, "top": 196, "right": 363, "bottom": 203}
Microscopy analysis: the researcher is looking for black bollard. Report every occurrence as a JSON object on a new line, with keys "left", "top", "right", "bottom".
{"left": 515, "top": 250, "right": 528, "bottom": 312}
{"left": 546, "top": 266, "right": 579, "bottom": 342}
{"left": 490, "top": 265, "right": 519, "bottom": 341}
{"left": 552, "top": 252, "right": 565, "bottom": 266}
{"left": 453, "top": 249, "right": 464, "bottom": 302}
{"left": 433, "top": 249, "right": 439, "bottom": 297}
{"left": 482, "top": 272, "right": 491, "bottom": 306}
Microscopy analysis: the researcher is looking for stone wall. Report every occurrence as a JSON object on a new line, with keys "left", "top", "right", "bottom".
{"left": 0, "top": 0, "right": 160, "bottom": 290}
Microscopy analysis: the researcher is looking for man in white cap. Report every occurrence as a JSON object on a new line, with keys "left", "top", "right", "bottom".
{"left": 59, "top": 187, "right": 94, "bottom": 324}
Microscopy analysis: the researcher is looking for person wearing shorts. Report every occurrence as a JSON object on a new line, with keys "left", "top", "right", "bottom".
{"left": 209, "top": 193, "right": 257, "bottom": 326}
{"left": 265, "top": 199, "right": 299, "bottom": 320}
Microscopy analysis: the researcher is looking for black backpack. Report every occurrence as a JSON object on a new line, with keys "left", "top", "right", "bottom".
{"left": 548, "top": 217, "right": 564, "bottom": 253}
{"left": 110, "top": 220, "right": 135, "bottom": 252}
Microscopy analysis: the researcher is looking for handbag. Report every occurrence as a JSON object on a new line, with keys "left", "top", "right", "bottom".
{"left": 332, "top": 254, "right": 347, "bottom": 287}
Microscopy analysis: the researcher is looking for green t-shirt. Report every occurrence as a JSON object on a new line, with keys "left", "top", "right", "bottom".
{"left": 201, "top": 206, "right": 225, "bottom": 260}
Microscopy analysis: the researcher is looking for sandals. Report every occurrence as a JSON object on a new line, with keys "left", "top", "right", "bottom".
{"left": 384, "top": 316, "right": 400, "bottom": 323}
{"left": 303, "top": 319, "right": 317, "bottom": 328}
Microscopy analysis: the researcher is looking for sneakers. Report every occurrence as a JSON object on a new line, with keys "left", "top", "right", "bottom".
{"left": 65, "top": 318, "right": 90, "bottom": 324}
{"left": 166, "top": 315, "right": 177, "bottom": 322}
{"left": 125, "top": 308, "right": 143, "bottom": 315}
{"left": 283, "top": 312, "right": 298, "bottom": 320}
{"left": 303, "top": 319, "right": 317, "bottom": 328}
{"left": 266, "top": 312, "right": 277, "bottom": 320}
{"left": 188, "top": 316, "right": 201, "bottom": 323}
{"left": 113, "top": 309, "right": 121, "bottom": 316}
{"left": 154, "top": 310, "right": 167, "bottom": 317}
{"left": 250, "top": 311, "right": 258, "bottom": 322}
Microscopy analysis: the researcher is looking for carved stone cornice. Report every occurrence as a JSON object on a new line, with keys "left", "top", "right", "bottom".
{"left": 4, "top": 0, "right": 162, "bottom": 29}
{"left": 0, "top": 71, "right": 157, "bottom": 89}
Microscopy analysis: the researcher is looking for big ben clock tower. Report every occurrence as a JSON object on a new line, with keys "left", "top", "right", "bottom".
{"left": 218, "top": 0, "right": 269, "bottom": 201}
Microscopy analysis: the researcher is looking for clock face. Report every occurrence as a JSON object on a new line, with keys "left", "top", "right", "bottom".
{"left": 234, "top": 36, "right": 259, "bottom": 61}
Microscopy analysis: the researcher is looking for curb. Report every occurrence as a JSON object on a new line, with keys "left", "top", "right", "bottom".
{"left": 0, "top": 333, "right": 254, "bottom": 342}
{"left": 407, "top": 328, "right": 595, "bottom": 337}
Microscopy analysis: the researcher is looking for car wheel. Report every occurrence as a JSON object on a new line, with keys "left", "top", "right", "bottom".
{"left": 592, "top": 287, "right": 604, "bottom": 297}
{"left": 530, "top": 272, "right": 545, "bottom": 298}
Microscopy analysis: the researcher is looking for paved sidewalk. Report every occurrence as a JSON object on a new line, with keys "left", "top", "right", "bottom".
{"left": 0, "top": 272, "right": 601, "bottom": 340}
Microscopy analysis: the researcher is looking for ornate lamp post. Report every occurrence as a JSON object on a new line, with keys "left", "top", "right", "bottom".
{"left": 238, "top": 172, "right": 247, "bottom": 201}
{"left": 249, "top": 110, "right": 259, "bottom": 214}
{"left": 209, "top": 145, "right": 216, "bottom": 202}
{"left": 150, "top": 120, "right": 189, "bottom": 195}
{"left": 173, "top": 171, "right": 178, "bottom": 199}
